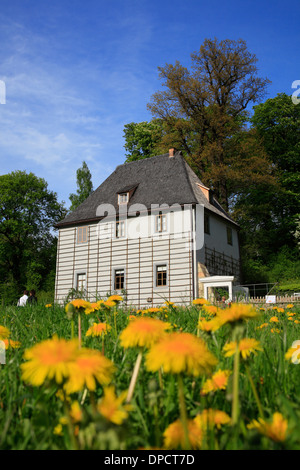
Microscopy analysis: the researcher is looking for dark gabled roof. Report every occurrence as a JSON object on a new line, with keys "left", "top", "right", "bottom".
{"left": 56, "top": 152, "right": 238, "bottom": 228}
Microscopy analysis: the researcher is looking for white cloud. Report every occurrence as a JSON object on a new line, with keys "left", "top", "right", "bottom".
{"left": 0, "top": 9, "right": 160, "bottom": 207}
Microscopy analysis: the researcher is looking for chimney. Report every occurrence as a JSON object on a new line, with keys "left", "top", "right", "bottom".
{"left": 169, "top": 147, "right": 176, "bottom": 157}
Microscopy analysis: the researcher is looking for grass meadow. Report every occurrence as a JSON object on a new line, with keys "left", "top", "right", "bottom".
{"left": 0, "top": 298, "right": 300, "bottom": 450}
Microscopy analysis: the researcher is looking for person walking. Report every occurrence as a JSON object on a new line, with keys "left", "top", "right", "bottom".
{"left": 17, "top": 290, "right": 29, "bottom": 306}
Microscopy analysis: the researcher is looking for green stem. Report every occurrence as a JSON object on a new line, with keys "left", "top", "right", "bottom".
{"left": 78, "top": 313, "right": 81, "bottom": 348}
{"left": 177, "top": 374, "right": 191, "bottom": 450}
{"left": 158, "top": 368, "right": 163, "bottom": 390}
{"left": 245, "top": 364, "right": 264, "bottom": 419}
{"left": 63, "top": 397, "right": 79, "bottom": 450}
{"left": 114, "top": 308, "right": 117, "bottom": 337}
{"left": 126, "top": 351, "right": 143, "bottom": 403}
{"left": 71, "top": 319, "right": 75, "bottom": 340}
{"left": 232, "top": 342, "right": 240, "bottom": 426}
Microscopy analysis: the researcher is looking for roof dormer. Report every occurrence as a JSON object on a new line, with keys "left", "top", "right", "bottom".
{"left": 117, "top": 184, "right": 139, "bottom": 205}
{"left": 196, "top": 183, "right": 214, "bottom": 205}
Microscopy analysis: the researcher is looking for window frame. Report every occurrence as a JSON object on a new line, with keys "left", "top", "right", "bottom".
{"left": 75, "top": 271, "right": 86, "bottom": 291}
{"left": 154, "top": 212, "right": 167, "bottom": 234}
{"left": 113, "top": 267, "right": 125, "bottom": 291}
{"left": 154, "top": 263, "right": 168, "bottom": 288}
{"left": 118, "top": 193, "right": 129, "bottom": 205}
{"left": 76, "top": 226, "right": 88, "bottom": 244}
{"left": 204, "top": 213, "right": 210, "bottom": 235}
{"left": 227, "top": 226, "right": 233, "bottom": 246}
{"left": 115, "top": 220, "right": 126, "bottom": 239}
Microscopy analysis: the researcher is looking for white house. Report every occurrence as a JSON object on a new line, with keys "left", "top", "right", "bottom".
{"left": 54, "top": 149, "right": 240, "bottom": 307}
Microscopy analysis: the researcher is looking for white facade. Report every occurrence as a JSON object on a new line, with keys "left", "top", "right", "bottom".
{"left": 55, "top": 203, "right": 240, "bottom": 308}
{"left": 55, "top": 207, "right": 196, "bottom": 308}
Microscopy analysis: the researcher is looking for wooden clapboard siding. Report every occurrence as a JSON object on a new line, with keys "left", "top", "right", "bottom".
{"left": 55, "top": 212, "right": 194, "bottom": 306}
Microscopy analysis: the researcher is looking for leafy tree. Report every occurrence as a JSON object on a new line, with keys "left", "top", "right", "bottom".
{"left": 251, "top": 93, "right": 300, "bottom": 225}
{"left": 231, "top": 94, "right": 300, "bottom": 282}
{"left": 69, "top": 161, "right": 93, "bottom": 211}
{"left": 123, "top": 120, "right": 165, "bottom": 162}
{"left": 0, "top": 171, "right": 66, "bottom": 302}
{"left": 146, "top": 38, "right": 271, "bottom": 209}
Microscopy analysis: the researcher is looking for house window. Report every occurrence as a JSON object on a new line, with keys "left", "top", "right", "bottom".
{"left": 118, "top": 193, "right": 128, "bottom": 204}
{"left": 156, "top": 265, "right": 167, "bottom": 287}
{"left": 116, "top": 220, "right": 125, "bottom": 238}
{"left": 76, "top": 273, "right": 86, "bottom": 290}
{"left": 204, "top": 213, "right": 210, "bottom": 234}
{"left": 114, "top": 269, "right": 125, "bottom": 290}
{"left": 77, "top": 226, "right": 88, "bottom": 244}
{"left": 155, "top": 213, "right": 167, "bottom": 233}
{"left": 227, "top": 227, "right": 233, "bottom": 245}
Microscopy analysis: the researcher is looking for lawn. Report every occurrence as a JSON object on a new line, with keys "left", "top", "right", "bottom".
{"left": 0, "top": 298, "right": 300, "bottom": 450}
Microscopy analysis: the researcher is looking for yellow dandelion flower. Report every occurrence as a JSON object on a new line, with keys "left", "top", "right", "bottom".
{"left": 146, "top": 307, "right": 160, "bottom": 314}
{"left": 269, "top": 316, "right": 279, "bottom": 323}
{"left": 285, "top": 341, "right": 300, "bottom": 363}
{"left": 287, "top": 312, "right": 296, "bottom": 317}
{"left": 270, "top": 328, "right": 280, "bottom": 334}
{"left": 21, "top": 336, "right": 79, "bottom": 387}
{"left": 223, "top": 338, "right": 262, "bottom": 360}
{"left": 45, "top": 304, "right": 52, "bottom": 308}
{"left": 53, "top": 423, "right": 63, "bottom": 436}
{"left": 70, "top": 401, "right": 83, "bottom": 423}
{"left": 216, "top": 303, "right": 258, "bottom": 326}
{"left": 247, "top": 412, "right": 288, "bottom": 442}
{"left": 145, "top": 332, "right": 217, "bottom": 377}
{"left": 163, "top": 419, "right": 203, "bottom": 450}
{"left": 256, "top": 323, "right": 269, "bottom": 329}
{"left": 84, "top": 302, "right": 102, "bottom": 315}
{"left": 286, "top": 304, "right": 294, "bottom": 309}
{"left": 107, "top": 295, "right": 123, "bottom": 302}
{"left": 0, "top": 326, "right": 10, "bottom": 340}
{"left": 85, "top": 322, "right": 111, "bottom": 337}
{"left": 97, "top": 386, "right": 132, "bottom": 425}
{"left": 201, "top": 369, "right": 231, "bottom": 395}
{"left": 197, "top": 318, "right": 221, "bottom": 332}
{"left": 202, "top": 305, "right": 219, "bottom": 316}
{"left": 192, "top": 298, "right": 209, "bottom": 306}
{"left": 59, "top": 416, "right": 68, "bottom": 426}
{"left": 64, "top": 348, "right": 115, "bottom": 394}
{"left": 194, "top": 408, "right": 231, "bottom": 430}
{"left": 2, "top": 339, "right": 21, "bottom": 349}
{"left": 295, "top": 320, "right": 300, "bottom": 324}
{"left": 277, "top": 308, "right": 285, "bottom": 313}
{"left": 68, "top": 299, "right": 91, "bottom": 311}
{"left": 56, "top": 389, "right": 71, "bottom": 403}
{"left": 103, "top": 300, "right": 117, "bottom": 309}
{"left": 120, "top": 317, "right": 171, "bottom": 349}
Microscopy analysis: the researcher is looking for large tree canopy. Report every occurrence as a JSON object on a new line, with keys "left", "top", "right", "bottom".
{"left": 231, "top": 93, "right": 300, "bottom": 281}
{"left": 0, "top": 171, "right": 66, "bottom": 301}
{"left": 251, "top": 93, "right": 300, "bottom": 205}
{"left": 145, "top": 38, "right": 272, "bottom": 209}
{"left": 122, "top": 40, "right": 300, "bottom": 284}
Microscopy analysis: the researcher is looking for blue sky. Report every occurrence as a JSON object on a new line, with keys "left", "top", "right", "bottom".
{"left": 0, "top": 0, "right": 299, "bottom": 207}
